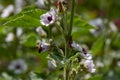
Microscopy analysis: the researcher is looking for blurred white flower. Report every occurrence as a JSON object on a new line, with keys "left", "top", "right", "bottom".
{"left": 84, "top": 74, "right": 91, "bottom": 79}
{"left": 117, "top": 61, "right": 120, "bottom": 67}
{"left": 89, "top": 18, "right": 104, "bottom": 28}
{"left": 36, "top": 27, "right": 47, "bottom": 36}
{"left": 82, "top": 59, "right": 96, "bottom": 73}
{"left": 109, "top": 22, "right": 118, "bottom": 32}
{"left": 8, "top": 59, "right": 27, "bottom": 74}
{"left": 89, "top": 18, "right": 104, "bottom": 36}
{"left": 35, "top": 0, "right": 45, "bottom": 8}
{"left": 1, "top": 5, "right": 14, "bottom": 18}
{"left": 15, "top": 0, "right": 24, "bottom": 13}
{"left": 71, "top": 41, "right": 82, "bottom": 52}
{"left": 40, "top": 8, "right": 57, "bottom": 26}
{"left": 48, "top": 59, "right": 57, "bottom": 70}
{"left": 16, "top": 27, "right": 23, "bottom": 37}
{"left": 0, "top": 4, "right": 3, "bottom": 11}
{"left": 96, "top": 61, "right": 104, "bottom": 68}
{"left": 5, "top": 33, "right": 14, "bottom": 42}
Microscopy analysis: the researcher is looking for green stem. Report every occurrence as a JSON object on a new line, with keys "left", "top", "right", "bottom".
{"left": 63, "top": 13, "right": 68, "bottom": 35}
{"left": 64, "top": 0, "right": 75, "bottom": 80}
{"left": 68, "top": 0, "right": 75, "bottom": 39}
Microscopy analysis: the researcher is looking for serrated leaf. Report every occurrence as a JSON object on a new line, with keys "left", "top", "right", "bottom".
{"left": 0, "top": 6, "right": 46, "bottom": 27}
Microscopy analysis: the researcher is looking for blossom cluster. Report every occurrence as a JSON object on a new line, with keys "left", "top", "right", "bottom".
{"left": 71, "top": 41, "right": 96, "bottom": 73}
{"left": 39, "top": 0, "right": 96, "bottom": 74}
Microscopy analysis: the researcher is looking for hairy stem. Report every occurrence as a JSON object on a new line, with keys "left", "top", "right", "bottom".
{"left": 64, "top": 0, "right": 75, "bottom": 80}
{"left": 68, "top": 0, "right": 75, "bottom": 38}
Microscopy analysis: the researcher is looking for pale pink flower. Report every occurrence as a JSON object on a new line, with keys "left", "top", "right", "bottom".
{"left": 40, "top": 9, "right": 57, "bottom": 26}
{"left": 8, "top": 59, "right": 27, "bottom": 74}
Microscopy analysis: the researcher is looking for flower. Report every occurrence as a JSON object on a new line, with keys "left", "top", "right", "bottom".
{"left": 35, "top": 0, "right": 45, "bottom": 8}
{"left": 48, "top": 59, "right": 57, "bottom": 70}
{"left": 89, "top": 18, "right": 104, "bottom": 36}
{"left": 71, "top": 41, "right": 82, "bottom": 52}
{"left": 36, "top": 27, "right": 47, "bottom": 36}
{"left": 40, "top": 8, "right": 57, "bottom": 26}
{"left": 37, "top": 41, "right": 50, "bottom": 53}
{"left": 71, "top": 41, "right": 92, "bottom": 59}
{"left": 1, "top": 5, "right": 14, "bottom": 18}
{"left": 82, "top": 59, "right": 96, "bottom": 73}
{"left": 8, "top": 59, "right": 27, "bottom": 74}
{"left": 16, "top": 27, "right": 23, "bottom": 37}
{"left": 15, "top": 0, "right": 24, "bottom": 13}
{"left": 5, "top": 33, "right": 14, "bottom": 42}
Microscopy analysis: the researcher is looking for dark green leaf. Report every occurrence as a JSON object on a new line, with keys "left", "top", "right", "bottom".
{"left": 0, "top": 6, "right": 46, "bottom": 27}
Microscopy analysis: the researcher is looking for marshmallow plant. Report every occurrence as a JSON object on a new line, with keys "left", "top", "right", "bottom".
{"left": 37, "top": 0, "right": 96, "bottom": 80}
{"left": 1, "top": 0, "right": 96, "bottom": 80}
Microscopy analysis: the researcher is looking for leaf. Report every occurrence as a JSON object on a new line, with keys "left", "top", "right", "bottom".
{"left": 73, "top": 15, "right": 95, "bottom": 29}
{"left": 20, "top": 33, "right": 37, "bottom": 47}
{"left": 88, "top": 75, "right": 102, "bottom": 80}
{"left": 67, "top": 12, "right": 96, "bottom": 30}
{"left": 0, "top": 6, "right": 46, "bottom": 27}
{"left": 92, "top": 35, "right": 105, "bottom": 56}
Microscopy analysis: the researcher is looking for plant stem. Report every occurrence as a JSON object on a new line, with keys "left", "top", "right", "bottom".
{"left": 64, "top": 0, "right": 75, "bottom": 80}
{"left": 68, "top": 0, "right": 75, "bottom": 39}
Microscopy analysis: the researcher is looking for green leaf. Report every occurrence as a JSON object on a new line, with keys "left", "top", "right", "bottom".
{"left": 0, "top": 6, "right": 46, "bottom": 27}
{"left": 92, "top": 35, "right": 105, "bottom": 56}
{"left": 21, "top": 33, "right": 37, "bottom": 47}
{"left": 88, "top": 75, "right": 102, "bottom": 80}
{"left": 73, "top": 15, "right": 95, "bottom": 29}
{"left": 67, "top": 12, "right": 95, "bottom": 30}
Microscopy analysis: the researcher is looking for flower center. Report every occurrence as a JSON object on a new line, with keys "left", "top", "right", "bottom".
{"left": 15, "top": 64, "right": 21, "bottom": 69}
{"left": 47, "top": 16, "right": 52, "bottom": 22}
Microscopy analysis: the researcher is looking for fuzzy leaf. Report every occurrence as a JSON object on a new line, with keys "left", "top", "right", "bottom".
{"left": 0, "top": 6, "right": 46, "bottom": 27}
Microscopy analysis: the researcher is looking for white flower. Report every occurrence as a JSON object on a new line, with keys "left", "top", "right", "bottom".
{"left": 36, "top": 27, "right": 47, "bottom": 36}
{"left": 0, "top": 4, "right": 3, "bottom": 11}
{"left": 81, "top": 53, "right": 92, "bottom": 60}
{"left": 89, "top": 18, "right": 104, "bottom": 36}
{"left": 48, "top": 59, "right": 57, "bottom": 70}
{"left": 40, "top": 9, "right": 57, "bottom": 26}
{"left": 117, "top": 61, "right": 120, "bottom": 67}
{"left": 35, "top": 0, "right": 45, "bottom": 8}
{"left": 89, "top": 18, "right": 104, "bottom": 28}
{"left": 16, "top": 27, "right": 23, "bottom": 37}
{"left": 71, "top": 41, "right": 92, "bottom": 59}
{"left": 1, "top": 5, "right": 14, "bottom": 18}
{"left": 37, "top": 40, "right": 50, "bottom": 53}
{"left": 5, "top": 33, "right": 14, "bottom": 42}
{"left": 71, "top": 41, "right": 82, "bottom": 52}
{"left": 15, "top": 0, "right": 24, "bottom": 13}
{"left": 82, "top": 59, "right": 96, "bottom": 73}
{"left": 8, "top": 59, "right": 27, "bottom": 74}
